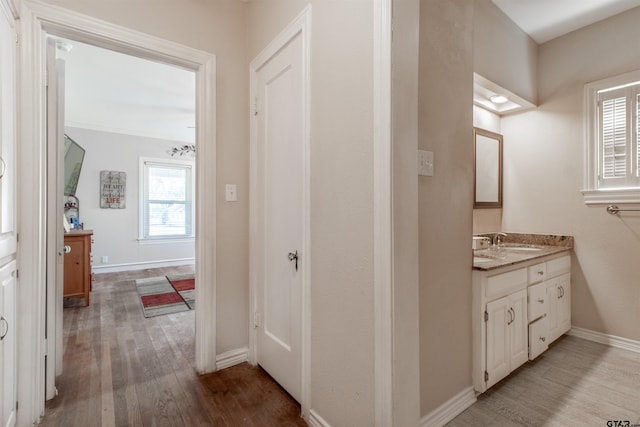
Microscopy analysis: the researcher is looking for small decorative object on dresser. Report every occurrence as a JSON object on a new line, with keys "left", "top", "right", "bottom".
{"left": 63, "top": 230, "right": 93, "bottom": 306}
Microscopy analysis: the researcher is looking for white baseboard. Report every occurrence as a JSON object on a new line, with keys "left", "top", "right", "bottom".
{"left": 215, "top": 347, "right": 249, "bottom": 370}
{"left": 568, "top": 327, "right": 640, "bottom": 354}
{"left": 307, "top": 409, "right": 331, "bottom": 427}
{"left": 92, "top": 258, "right": 195, "bottom": 274}
{"left": 420, "top": 386, "right": 476, "bottom": 427}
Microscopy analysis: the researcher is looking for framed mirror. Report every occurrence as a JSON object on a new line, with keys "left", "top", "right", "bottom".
{"left": 474, "top": 127, "right": 502, "bottom": 208}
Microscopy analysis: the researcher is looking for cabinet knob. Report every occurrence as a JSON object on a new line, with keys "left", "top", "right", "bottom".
{"left": 539, "top": 336, "right": 546, "bottom": 342}
{"left": 537, "top": 298, "right": 544, "bottom": 304}
{"left": 537, "top": 271, "right": 544, "bottom": 276}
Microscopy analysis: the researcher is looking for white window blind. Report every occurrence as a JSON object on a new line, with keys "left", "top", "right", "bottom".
{"left": 596, "top": 83, "right": 640, "bottom": 189}
{"left": 141, "top": 160, "right": 193, "bottom": 239}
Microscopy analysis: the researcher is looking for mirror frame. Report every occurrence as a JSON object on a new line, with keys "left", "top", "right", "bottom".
{"left": 473, "top": 127, "right": 503, "bottom": 209}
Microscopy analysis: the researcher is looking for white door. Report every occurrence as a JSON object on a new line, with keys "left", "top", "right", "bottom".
{"left": 0, "top": 2, "right": 18, "bottom": 425}
{"left": 254, "top": 31, "right": 304, "bottom": 402}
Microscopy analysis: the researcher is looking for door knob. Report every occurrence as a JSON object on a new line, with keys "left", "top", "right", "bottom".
{"left": 64, "top": 245, "right": 71, "bottom": 254}
{"left": 288, "top": 250, "right": 298, "bottom": 271}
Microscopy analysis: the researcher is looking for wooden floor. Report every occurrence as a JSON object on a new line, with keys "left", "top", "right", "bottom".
{"left": 448, "top": 335, "right": 640, "bottom": 426}
{"left": 40, "top": 266, "right": 307, "bottom": 427}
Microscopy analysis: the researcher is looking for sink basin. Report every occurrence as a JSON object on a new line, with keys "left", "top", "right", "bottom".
{"left": 500, "top": 245, "right": 543, "bottom": 252}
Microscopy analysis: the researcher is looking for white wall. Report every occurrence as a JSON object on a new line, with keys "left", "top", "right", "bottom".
{"left": 502, "top": 6, "right": 640, "bottom": 341}
{"left": 65, "top": 127, "right": 195, "bottom": 271}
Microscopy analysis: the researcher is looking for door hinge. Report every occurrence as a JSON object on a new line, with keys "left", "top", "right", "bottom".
{"left": 484, "top": 371, "right": 489, "bottom": 382}
{"left": 253, "top": 311, "right": 260, "bottom": 329}
{"left": 484, "top": 310, "right": 488, "bottom": 322}
{"left": 15, "top": 269, "right": 18, "bottom": 279}
{"left": 16, "top": 233, "right": 19, "bottom": 243}
{"left": 253, "top": 96, "right": 259, "bottom": 116}
{"left": 15, "top": 401, "right": 17, "bottom": 411}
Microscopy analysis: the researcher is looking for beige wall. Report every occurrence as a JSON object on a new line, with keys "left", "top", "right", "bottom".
{"left": 418, "top": 0, "right": 474, "bottom": 415}
{"left": 502, "top": 6, "right": 640, "bottom": 341}
{"left": 473, "top": 0, "right": 537, "bottom": 104}
{"left": 249, "top": 1, "right": 376, "bottom": 424}
{"left": 40, "top": 0, "right": 251, "bottom": 353}
{"left": 392, "top": 0, "right": 421, "bottom": 425}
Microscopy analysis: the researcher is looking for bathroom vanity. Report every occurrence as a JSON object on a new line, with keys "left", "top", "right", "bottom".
{"left": 472, "top": 233, "right": 573, "bottom": 393}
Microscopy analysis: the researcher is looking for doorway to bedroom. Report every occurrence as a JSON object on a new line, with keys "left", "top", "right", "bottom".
{"left": 54, "top": 37, "right": 198, "bottom": 395}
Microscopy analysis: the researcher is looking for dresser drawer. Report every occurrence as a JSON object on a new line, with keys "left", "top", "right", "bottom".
{"left": 529, "top": 317, "right": 548, "bottom": 360}
{"left": 527, "top": 262, "right": 546, "bottom": 284}
{"left": 528, "top": 281, "right": 547, "bottom": 321}
{"left": 486, "top": 267, "right": 528, "bottom": 298}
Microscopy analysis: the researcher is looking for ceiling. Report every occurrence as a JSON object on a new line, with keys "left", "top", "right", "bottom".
{"left": 58, "top": 38, "right": 195, "bottom": 144}
{"left": 492, "top": 0, "right": 640, "bottom": 44}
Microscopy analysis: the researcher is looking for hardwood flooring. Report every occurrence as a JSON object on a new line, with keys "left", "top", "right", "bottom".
{"left": 40, "top": 266, "right": 307, "bottom": 427}
{"left": 448, "top": 335, "right": 640, "bottom": 426}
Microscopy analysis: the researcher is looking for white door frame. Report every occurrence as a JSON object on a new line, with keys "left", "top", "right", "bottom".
{"left": 248, "top": 5, "right": 311, "bottom": 419}
{"left": 17, "top": 1, "right": 217, "bottom": 424}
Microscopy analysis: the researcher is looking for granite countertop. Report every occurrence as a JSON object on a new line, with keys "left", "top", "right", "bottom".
{"left": 473, "top": 233, "right": 573, "bottom": 271}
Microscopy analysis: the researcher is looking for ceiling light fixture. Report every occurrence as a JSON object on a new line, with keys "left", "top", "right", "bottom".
{"left": 489, "top": 94, "right": 508, "bottom": 104}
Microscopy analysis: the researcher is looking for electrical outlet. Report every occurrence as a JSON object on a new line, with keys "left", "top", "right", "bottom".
{"left": 225, "top": 184, "right": 237, "bottom": 202}
{"left": 418, "top": 150, "right": 434, "bottom": 176}
{"left": 101, "top": 255, "right": 109, "bottom": 264}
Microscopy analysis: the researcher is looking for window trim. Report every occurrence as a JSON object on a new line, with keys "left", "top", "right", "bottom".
{"left": 138, "top": 156, "right": 195, "bottom": 241}
{"left": 583, "top": 69, "right": 640, "bottom": 204}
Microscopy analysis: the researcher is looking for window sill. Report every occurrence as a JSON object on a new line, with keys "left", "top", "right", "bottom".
{"left": 138, "top": 236, "right": 195, "bottom": 245}
{"left": 581, "top": 189, "right": 640, "bottom": 205}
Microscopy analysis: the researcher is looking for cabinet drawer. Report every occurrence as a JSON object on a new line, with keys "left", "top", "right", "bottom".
{"left": 527, "top": 263, "right": 546, "bottom": 284}
{"left": 546, "top": 255, "right": 570, "bottom": 278}
{"left": 486, "top": 268, "right": 527, "bottom": 298}
{"left": 528, "top": 282, "right": 547, "bottom": 322}
{"left": 529, "top": 317, "right": 548, "bottom": 360}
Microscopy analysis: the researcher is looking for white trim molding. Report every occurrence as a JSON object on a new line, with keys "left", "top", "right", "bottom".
{"left": 307, "top": 410, "right": 331, "bottom": 427}
{"left": 419, "top": 386, "right": 476, "bottom": 427}
{"left": 248, "top": 4, "right": 312, "bottom": 420}
{"left": 373, "top": 0, "right": 394, "bottom": 426}
{"left": 569, "top": 327, "right": 640, "bottom": 354}
{"left": 215, "top": 347, "right": 249, "bottom": 370}
{"left": 18, "top": 1, "right": 217, "bottom": 424}
{"left": 92, "top": 258, "right": 195, "bottom": 274}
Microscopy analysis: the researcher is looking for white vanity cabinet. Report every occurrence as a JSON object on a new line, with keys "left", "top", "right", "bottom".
{"left": 473, "top": 252, "right": 571, "bottom": 393}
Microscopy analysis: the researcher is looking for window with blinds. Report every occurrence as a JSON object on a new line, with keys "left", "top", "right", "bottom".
{"left": 596, "top": 82, "right": 640, "bottom": 189}
{"left": 583, "top": 70, "right": 640, "bottom": 203}
{"left": 140, "top": 159, "right": 194, "bottom": 239}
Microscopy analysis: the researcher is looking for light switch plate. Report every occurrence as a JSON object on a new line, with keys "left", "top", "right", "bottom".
{"left": 225, "top": 184, "right": 237, "bottom": 202}
{"left": 418, "top": 150, "right": 434, "bottom": 176}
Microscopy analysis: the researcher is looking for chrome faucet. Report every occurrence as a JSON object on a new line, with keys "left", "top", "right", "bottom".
{"left": 492, "top": 232, "right": 507, "bottom": 247}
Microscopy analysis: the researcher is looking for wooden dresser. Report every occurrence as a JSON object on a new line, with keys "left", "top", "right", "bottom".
{"left": 64, "top": 230, "right": 93, "bottom": 306}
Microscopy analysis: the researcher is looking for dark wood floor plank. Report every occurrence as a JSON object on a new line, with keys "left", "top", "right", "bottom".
{"left": 40, "top": 266, "right": 306, "bottom": 427}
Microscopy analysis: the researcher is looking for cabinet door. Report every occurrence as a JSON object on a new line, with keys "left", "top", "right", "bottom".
{"left": 0, "top": 261, "right": 16, "bottom": 427}
{"left": 486, "top": 295, "right": 510, "bottom": 389}
{"left": 546, "top": 279, "right": 559, "bottom": 342}
{"left": 64, "top": 237, "right": 85, "bottom": 296}
{"left": 509, "top": 289, "right": 528, "bottom": 370}
{"left": 556, "top": 273, "right": 571, "bottom": 339}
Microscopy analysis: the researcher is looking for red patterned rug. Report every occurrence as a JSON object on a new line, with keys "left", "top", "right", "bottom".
{"left": 136, "top": 274, "right": 195, "bottom": 318}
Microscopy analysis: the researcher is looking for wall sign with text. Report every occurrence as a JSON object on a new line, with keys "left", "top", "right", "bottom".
{"left": 100, "top": 170, "right": 126, "bottom": 209}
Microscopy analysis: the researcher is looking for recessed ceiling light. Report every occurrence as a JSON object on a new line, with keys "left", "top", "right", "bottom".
{"left": 490, "top": 95, "right": 508, "bottom": 104}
